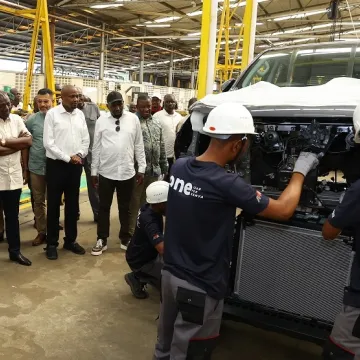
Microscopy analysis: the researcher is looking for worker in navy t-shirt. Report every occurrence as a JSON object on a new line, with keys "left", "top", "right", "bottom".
{"left": 153, "top": 102, "right": 320, "bottom": 360}
{"left": 125, "top": 181, "right": 169, "bottom": 299}
{"left": 322, "top": 105, "right": 360, "bottom": 360}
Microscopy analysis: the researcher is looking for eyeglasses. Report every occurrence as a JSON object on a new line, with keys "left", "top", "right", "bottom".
{"left": 115, "top": 120, "right": 120, "bottom": 132}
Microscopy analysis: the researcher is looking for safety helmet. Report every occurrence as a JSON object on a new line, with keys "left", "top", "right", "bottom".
{"left": 202, "top": 102, "right": 257, "bottom": 140}
{"left": 353, "top": 105, "right": 360, "bottom": 143}
{"left": 146, "top": 181, "right": 169, "bottom": 204}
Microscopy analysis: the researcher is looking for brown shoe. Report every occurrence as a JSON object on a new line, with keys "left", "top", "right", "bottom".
{"left": 32, "top": 233, "right": 46, "bottom": 246}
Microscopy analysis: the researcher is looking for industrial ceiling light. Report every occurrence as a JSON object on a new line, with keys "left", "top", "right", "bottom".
{"left": 145, "top": 24, "right": 171, "bottom": 28}
{"left": 271, "top": 9, "right": 327, "bottom": 22}
{"left": 90, "top": 3, "right": 123, "bottom": 9}
{"left": 154, "top": 16, "right": 180, "bottom": 23}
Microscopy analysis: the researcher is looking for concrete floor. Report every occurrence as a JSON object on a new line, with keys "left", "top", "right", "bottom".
{"left": 0, "top": 192, "right": 323, "bottom": 360}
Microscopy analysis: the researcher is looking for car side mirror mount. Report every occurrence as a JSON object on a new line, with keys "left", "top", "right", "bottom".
{"left": 221, "top": 79, "right": 235, "bottom": 92}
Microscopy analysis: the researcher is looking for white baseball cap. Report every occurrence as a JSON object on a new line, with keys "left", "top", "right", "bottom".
{"left": 152, "top": 93, "right": 162, "bottom": 100}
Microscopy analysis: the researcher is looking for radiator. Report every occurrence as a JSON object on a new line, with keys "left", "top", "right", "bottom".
{"left": 233, "top": 220, "right": 353, "bottom": 323}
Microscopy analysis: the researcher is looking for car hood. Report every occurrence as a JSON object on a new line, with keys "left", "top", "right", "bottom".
{"left": 190, "top": 77, "right": 360, "bottom": 132}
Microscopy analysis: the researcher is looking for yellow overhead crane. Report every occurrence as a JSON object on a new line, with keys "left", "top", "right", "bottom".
{"left": 0, "top": 0, "right": 55, "bottom": 110}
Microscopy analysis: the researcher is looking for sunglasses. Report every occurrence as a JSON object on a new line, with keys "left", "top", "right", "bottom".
{"left": 115, "top": 120, "right": 120, "bottom": 132}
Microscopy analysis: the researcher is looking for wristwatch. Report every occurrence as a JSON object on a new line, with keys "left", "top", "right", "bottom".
{"left": 1, "top": 139, "right": 6, "bottom": 147}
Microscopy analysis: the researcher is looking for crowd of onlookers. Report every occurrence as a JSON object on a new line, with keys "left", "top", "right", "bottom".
{"left": 0, "top": 86, "right": 196, "bottom": 267}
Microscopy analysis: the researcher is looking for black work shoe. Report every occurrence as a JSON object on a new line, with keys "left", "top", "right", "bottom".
{"left": 9, "top": 252, "right": 32, "bottom": 266}
{"left": 125, "top": 273, "right": 149, "bottom": 299}
{"left": 45, "top": 245, "right": 58, "bottom": 260}
{"left": 0, "top": 231, "right": 4, "bottom": 242}
{"left": 63, "top": 242, "right": 85, "bottom": 255}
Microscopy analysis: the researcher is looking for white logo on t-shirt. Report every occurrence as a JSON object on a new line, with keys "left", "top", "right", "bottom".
{"left": 169, "top": 175, "right": 203, "bottom": 198}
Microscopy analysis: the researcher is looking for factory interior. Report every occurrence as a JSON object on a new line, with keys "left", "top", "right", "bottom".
{"left": 1, "top": 0, "right": 360, "bottom": 359}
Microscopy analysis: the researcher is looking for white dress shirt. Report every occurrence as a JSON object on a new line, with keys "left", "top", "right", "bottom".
{"left": 91, "top": 112, "right": 146, "bottom": 181}
{"left": 43, "top": 104, "right": 90, "bottom": 163}
{"left": 0, "top": 114, "right": 31, "bottom": 190}
{"left": 153, "top": 109, "right": 182, "bottom": 158}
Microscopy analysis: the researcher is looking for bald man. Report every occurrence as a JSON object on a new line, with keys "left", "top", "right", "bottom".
{"left": 43, "top": 85, "right": 90, "bottom": 261}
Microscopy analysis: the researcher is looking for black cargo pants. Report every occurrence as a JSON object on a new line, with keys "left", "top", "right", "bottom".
{"left": 154, "top": 270, "right": 223, "bottom": 360}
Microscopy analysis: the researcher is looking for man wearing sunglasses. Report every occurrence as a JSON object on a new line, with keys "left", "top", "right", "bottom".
{"left": 91, "top": 91, "right": 146, "bottom": 255}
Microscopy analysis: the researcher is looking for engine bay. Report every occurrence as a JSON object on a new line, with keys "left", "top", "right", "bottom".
{"left": 231, "top": 115, "right": 360, "bottom": 231}
{"left": 176, "top": 110, "right": 359, "bottom": 229}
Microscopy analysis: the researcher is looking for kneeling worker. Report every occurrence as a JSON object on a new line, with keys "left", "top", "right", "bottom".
{"left": 321, "top": 106, "right": 360, "bottom": 360}
{"left": 125, "top": 181, "right": 168, "bottom": 299}
{"left": 154, "top": 102, "right": 320, "bottom": 360}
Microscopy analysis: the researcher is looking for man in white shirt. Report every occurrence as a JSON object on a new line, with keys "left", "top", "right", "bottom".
{"left": 43, "top": 85, "right": 90, "bottom": 261}
{"left": 0, "top": 91, "right": 32, "bottom": 266}
{"left": 10, "top": 88, "right": 23, "bottom": 111}
{"left": 153, "top": 94, "right": 182, "bottom": 179}
{"left": 91, "top": 91, "right": 146, "bottom": 255}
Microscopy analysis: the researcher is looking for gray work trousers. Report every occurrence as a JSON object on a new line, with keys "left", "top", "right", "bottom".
{"left": 323, "top": 306, "right": 360, "bottom": 359}
{"left": 84, "top": 157, "right": 99, "bottom": 219}
{"left": 154, "top": 270, "right": 224, "bottom": 360}
{"left": 131, "top": 255, "right": 163, "bottom": 290}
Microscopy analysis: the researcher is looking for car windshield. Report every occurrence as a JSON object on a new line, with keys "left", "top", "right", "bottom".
{"left": 235, "top": 45, "right": 353, "bottom": 89}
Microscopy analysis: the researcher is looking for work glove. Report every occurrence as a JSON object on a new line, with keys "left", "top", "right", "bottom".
{"left": 293, "top": 152, "right": 319, "bottom": 177}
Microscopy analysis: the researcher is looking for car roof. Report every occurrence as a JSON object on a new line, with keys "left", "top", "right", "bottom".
{"left": 259, "top": 40, "right": 360, "bottom": 55}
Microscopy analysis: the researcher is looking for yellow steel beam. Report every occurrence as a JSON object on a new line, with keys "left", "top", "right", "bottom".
{"left": 230, "top": 25, "right": 243, "bottom": 79}
{"left": 0, "top": 5, "right": 45, "bottom": 21}
{"left": 217, "top": 64, "right": 242, "bottom": 70}
{"left": 197, "top": 0, "right": 211, "bottom": 98}
{"left": 215, "top": 1, "right": 226, "bottom": 70}
{"left": 22, "top": 0, "right": 42, "bottom": 111}
{"left": 40, "top": 0, "right": 55, "bottom": 98}
{"left": 241, "top": 0, "right": 256, "bottom": 72}
{"left": 22, "top": 0, "right": 55, "bottom": 111}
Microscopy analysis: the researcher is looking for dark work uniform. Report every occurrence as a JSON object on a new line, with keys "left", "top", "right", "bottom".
{"left": 323, "top": 179, "right": 360, "bottom": 360}
{"left": 154, "top": 157, "right": 269, "bottom": 360}
{"left": 126, "top": 204, "right": 164, "bottom": 289}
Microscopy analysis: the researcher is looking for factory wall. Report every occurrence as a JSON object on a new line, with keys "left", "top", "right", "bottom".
{"left": 0, "top": 71, "right": 197, "bottom": 111}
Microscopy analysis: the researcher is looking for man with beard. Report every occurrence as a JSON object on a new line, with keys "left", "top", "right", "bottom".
{"left": 154, "top": 102, "right": 320, "bottom": 359}
{"left": 0, "top": 91, "right": 32, "bottom": 266}
{"left": 25, "top": 88, "right": 53, "bottom": 246}
{"left": 129, "top": 94, "right": 168, "bottom": 238}
{"left": 153, "top": 94, "right": 182, "bottom": 179}
{"left": 91, "top": 91, "right": 146, "bottom": 254}
{"left": 43, "top": 85, "right": 90, "bottom": 260}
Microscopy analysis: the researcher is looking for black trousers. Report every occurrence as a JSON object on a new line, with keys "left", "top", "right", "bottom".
{"left": 164, "top": 157, "right": 174, "bottom": 182}
{"left": 97, "top": 174, "right": 135, "bottom": 242}
{"left": 46, "top": 158, "right": 82, "bottom": 246}
{"left": 0, "top": 189, "right": 21, "bottom": 255}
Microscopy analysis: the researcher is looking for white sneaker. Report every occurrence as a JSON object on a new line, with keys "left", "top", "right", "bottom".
{"left": 120, "top": 240, "right": 129, "bottom": 251}
{"left": 91, "top": 239, "right": 108, "bottom": 256}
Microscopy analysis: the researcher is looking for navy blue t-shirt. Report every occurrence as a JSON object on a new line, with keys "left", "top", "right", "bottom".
{"left": 126, "top": 204, "right": 164, "bottom": 270}
{"left": 328, "top": 179, "right": 360, "bottom": 299}
{"left": 163, "top": 157, "right": 269, "bottom": 300}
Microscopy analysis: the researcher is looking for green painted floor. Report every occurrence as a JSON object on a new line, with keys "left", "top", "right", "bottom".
{"left": 20, "top": 174, "right": 88, "bottom": 203}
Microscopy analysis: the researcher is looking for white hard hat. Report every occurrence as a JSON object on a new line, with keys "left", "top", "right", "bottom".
{"left": 202, "top": 102, "right": 256, "bottom": 140}
{"left": 146, "top": 181, "right": 169, "bottom": 204}
{"left": 353, "top": 105, "right": 360, "bottom": 143}
{"left": 152, "top": 93, "right": 162, "bottom": 100}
